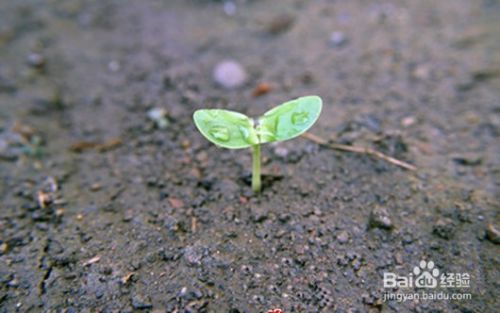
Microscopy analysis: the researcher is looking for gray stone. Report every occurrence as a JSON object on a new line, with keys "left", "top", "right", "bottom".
{"left": 368, "top": 207, "right": 394, "bottom": 230}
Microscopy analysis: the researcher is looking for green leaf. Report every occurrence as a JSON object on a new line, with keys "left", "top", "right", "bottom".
{"left": 258, "top": 95, "right": 322, "bottom": 143}
{"left": 193, "top": 109, "right": 259, "bottom": 149}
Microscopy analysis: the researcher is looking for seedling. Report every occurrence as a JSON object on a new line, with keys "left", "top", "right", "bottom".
{"left": 193, "top": 95, "right": 322, "bottom": 193}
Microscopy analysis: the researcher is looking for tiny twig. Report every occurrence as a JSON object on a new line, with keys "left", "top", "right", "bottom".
{"left": 302, "top": 132, "right": 417, "bottom": 171}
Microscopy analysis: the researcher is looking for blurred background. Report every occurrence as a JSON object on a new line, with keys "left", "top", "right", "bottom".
{"left": 0, "top": 0, "right": 498, "bottom": 312}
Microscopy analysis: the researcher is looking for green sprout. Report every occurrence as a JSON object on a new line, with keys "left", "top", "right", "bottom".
{"left": 193, "top": 95, "right": 322, "bottom": 193}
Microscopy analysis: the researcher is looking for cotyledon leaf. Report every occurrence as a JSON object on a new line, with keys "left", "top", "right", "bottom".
{"left": 193, "top": 109, "right": 259, "bottom": 149}
{"left": 257, "top": 95, "right": 322, "bottom": 143}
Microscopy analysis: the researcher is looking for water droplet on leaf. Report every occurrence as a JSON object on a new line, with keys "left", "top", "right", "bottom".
{"left": 291, "top": 111, "right": 309, "bottom": 125}
{"left": 239, "top": 126, "right": 252, "bottom": 143}
{"left": 209, "top": 126, "right": 230, "bottom": 142}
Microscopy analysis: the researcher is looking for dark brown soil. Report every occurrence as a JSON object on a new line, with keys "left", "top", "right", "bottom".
{"left": 0, "top": 0, "right": 499, "bottom": 312}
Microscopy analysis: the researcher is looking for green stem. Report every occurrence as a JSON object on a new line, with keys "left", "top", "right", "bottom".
{"left": 252, "top": 144, "right": 261, "bottom": 193}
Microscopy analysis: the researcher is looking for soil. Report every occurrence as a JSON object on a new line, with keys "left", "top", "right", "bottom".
{"left": 0, "top": 0, "right": 499, "bottom": 312}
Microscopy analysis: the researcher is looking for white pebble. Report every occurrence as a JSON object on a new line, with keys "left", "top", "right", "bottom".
{"left": 330, "top": 31, "right": 347, "bottom": 47}
{"left": 213, "top": 60, "right": 247, "bottom": 89}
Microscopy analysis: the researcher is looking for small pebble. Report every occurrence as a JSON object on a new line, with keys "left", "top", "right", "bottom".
{"left": 213, "top": 60, "right": 247, "bottom": 89}
{"left": 0, "top": 242, "right": 8, "bottom": 254}
{"left": 7, "top": 277, "right": 19, "bottom": 287}
{"left": 452, "top": 153, "right": 482, "bottom": 166}
{"left": 123, "top": 209, "right": 133, "bottom": 222}
{"left": 27, "top": 52, "right": 45, "bottom": 68}
{"left": 168, "top": 197, "right": 184, "bottom": 209}
{"left": 486, "top": 223, "right": 500, "bottom": 244}
{"left": 184, "top": 245, "right": 205, "bottom": 266}
{"left": 412, "top": 64, "right": 431, "bottom": 79}
{"left": 267, "top": 14, "right": 295, "bottom": 34}
{"left": 394, "top": 252, "right": 404, "bottom": 265}
{"left": 330, "top": 31, "right": 347, "bottom": 47}
{"left": 401, "top": 116, "right": 416, "bottom": 127}
{"left": 131, "top": 295, "right": 152, "bottom": 309}
{"left": 337, "top": 231, "right": 349, "bottom": 244}
{"left": 90, "top": 183, "right": 101, "bottom": 191}
{"left": 179, "top": 286, "right": 203, "bottom": 300}
{"left": 108, "top": 60, "right": 120, "bottom": 72}
{"left": 368, "top": 207, "right": 393, "bottom": 230}
{"left": 147, "top": 107, "right": 169, "bottom": 129}
{"left": 433, "top": 218, "right": 455, "bottom": 240}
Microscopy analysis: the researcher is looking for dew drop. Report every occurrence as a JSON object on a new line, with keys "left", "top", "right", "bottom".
{"left": 239, "top": 126, "right": 253, "bottom": 143}
{"left": 239, "top": 126, "right": 249, "bottom": 139}
{"left": 209, "top": 125, "right": 230, "bottom": 142}
{"left": 291, "top": 111, "right": 309, "bottom": 125}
